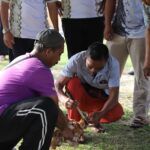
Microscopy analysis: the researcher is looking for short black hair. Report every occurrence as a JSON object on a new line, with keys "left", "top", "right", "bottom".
{"left": 86, "top": 42, "right": 109, "bottom": 61}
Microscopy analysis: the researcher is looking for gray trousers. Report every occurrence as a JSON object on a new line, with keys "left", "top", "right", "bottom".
{"left": 107, "top": 33, "right": 150, "bottom": 119}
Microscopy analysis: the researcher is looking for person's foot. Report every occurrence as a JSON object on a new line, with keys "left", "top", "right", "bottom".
{"left": 130, "top": 117, "right": 149, "bottom": 128}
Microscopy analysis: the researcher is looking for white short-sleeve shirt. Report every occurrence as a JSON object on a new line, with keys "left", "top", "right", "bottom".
{"left": 62, "top": 0, "right": 104, "bottom": 18}
{"left": 1, "top": 0, "right": 57, "bottom": 39}
{"left": 61, "top": 51, "right": 120, "bottom": 95}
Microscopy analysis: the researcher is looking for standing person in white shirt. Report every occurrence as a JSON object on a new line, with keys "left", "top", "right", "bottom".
{"left": 58, "top": 0, "right": 107, "bottom": 58}
{"left": 1, "top": 0, "right": 58, "bottom": 61}
{"left": 105, "top": 0, "right": 150, "bottom": 128}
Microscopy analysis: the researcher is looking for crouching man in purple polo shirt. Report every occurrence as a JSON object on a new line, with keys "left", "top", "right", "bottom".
{"left": 0, "top": 29, "right": 73, "bottom": 150}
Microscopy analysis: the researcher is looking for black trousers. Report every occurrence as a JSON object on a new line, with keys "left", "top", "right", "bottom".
{"left": 62, "top": 17, "right": 104, "bottom": 58}
{"left": 0, "top": 97, "right": 58, "bottom": 150}
{"left": 9, "top": 38, "right": 35, "bottom": 62}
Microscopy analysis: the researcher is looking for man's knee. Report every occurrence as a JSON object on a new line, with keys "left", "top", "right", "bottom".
{"left": 37, "top": 97, "right": 58, "bottom": 118}
{"left": 67, "top": 77, "right": 81, "bottom": 86}
{"left": 67, "top": 77, "right": 84, "bottom": 93}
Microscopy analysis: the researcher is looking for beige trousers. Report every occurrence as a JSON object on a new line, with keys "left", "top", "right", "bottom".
{"left": 107, "top": 33, "right": 150, "bottom": 119}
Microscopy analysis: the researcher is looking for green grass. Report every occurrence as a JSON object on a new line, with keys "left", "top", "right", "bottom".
{"left": 55, "top": 109, "right": 150, "bottom": 150}
{"left": 52, "top": 105, "right": 150, "bottom": 150}
{"left": 2, "top": 51, "right": 150, "bottom": 150}
{"left": 125, "top": 56, "right": 132, "bottom": 69}
{"left": 0, "top": 59, "right": 8, "bottom": 70}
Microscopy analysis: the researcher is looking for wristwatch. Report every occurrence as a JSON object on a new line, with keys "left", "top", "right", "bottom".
{"left": 2, "top": 28, "right": 10, "bottom": 34}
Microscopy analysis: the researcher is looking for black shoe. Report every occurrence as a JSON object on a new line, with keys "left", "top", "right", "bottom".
{"left": 128, "top": 70, "right": 134, "bottom": 75}
{"left": 130, "top": 117, "right": 149, "bottom": 129}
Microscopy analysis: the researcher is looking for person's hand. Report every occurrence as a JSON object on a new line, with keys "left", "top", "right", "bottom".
{"left": 104, "top": 25, "right": 113, "bottom": 41}
{"left": 61, "top": 127, "right": 74, "bottom": 141}
{"left": 142, "top": 0, "right": 150, "bottom": 6}
{"left": 3, "top": 31, "right": 15, "bottom": 49}
{"left": 143, "top": 63, "right": 150, "bottom": 80}
{"left": 88, "top": 111, "right": 103, "bottom": 125}
{"left": 65, "top": 98, "right": 78, "bottom": 109}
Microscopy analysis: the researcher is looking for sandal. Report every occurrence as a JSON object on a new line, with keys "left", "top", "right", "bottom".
{"left": 130, "top": 117, "right": 149, "bottom": 128}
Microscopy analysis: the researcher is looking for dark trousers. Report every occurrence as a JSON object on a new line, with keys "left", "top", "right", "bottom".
{"left": 62, "top": 17, "right": 104, "bottom": 58}
{"left": 9, "top": 38, "right": 35, "bottom": 62}
{"left": 0, "top": 97, "right": 58, "bottom": 150}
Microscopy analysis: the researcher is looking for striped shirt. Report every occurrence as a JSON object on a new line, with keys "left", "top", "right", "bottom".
{"left": 113, "top": 0, "right": 145, "bottom": 38}
{"left": 61, "top": 0, "right": 104, "bottom": 18}
{"left": 1, "top": 0, "right": 57, "bottom": 39}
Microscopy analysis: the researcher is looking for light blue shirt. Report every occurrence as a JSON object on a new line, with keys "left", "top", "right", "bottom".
{"left": 61, "top": 51, "right": 120, "bottom": 94}
{"left": 113, "top": 0, "right": 145, "bottom": 38}
{"left": 143, "top": 4, "right": 150, "bottom": 27}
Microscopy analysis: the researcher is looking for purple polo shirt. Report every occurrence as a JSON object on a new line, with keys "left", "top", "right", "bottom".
{"left": 0, "top": 54, "right": 57, "bottom": 115}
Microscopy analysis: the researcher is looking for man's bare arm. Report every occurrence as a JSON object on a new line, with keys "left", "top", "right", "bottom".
{"left": 48, "top": 95, "right": 68, "bottom": 130}
{"left": 100, "top": 87, "right": 119, "bottom": 115}
{"left": 1, "top": 1, "right": 9, "bottom": 31}
{"left": 1, "top": 1, "right": 15, "bottom": 48}
{"left": 47, "top": 2, "right": 59, "bottom": 31}
{"left": 144, "top": 28, "right": 150, "bottom": 79}
{"left": 104, "top": 0, "right": 116, "bottom": 40}
{"left": 55, "top": 76, "right": 71, "bottom": 104}
{"left": 89, "top": 87, "right": 119, "bottom": 124}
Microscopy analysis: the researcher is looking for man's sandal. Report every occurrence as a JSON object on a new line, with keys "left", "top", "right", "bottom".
{"left": 130, "top": 117, "right": 149, "bottom": 128}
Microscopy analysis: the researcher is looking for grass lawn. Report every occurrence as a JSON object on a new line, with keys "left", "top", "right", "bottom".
{"left": 1, "top": 49, "right": 150, "bottom": 150}
{"left": 0, "top": 59, "right": 8, "bottom": 70}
